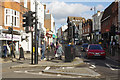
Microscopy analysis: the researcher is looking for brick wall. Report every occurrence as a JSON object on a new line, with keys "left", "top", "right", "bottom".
{"left": 0, "top": 1, "right": 3, "bottom": 26}
{"left": 44, "top": 19, "right": 51, "bottom": 30}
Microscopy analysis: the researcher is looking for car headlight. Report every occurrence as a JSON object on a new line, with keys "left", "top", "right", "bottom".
{"left": 89, "top": 52, "right": 94, "bottom": 54}
{"left": 100, "top": 52, "right": 105, "bottom": 54}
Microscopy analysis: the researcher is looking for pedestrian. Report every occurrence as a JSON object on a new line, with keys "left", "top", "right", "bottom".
{"left": 10, "top": 44, "right": 16, "bottom": 58}
{"left": 3, "top": 44, "right": 7, "bottom": 58}
{"left": 41, "top": 41, "right": 46, "bottom": 60}
{"left": 7, "top": 44, "right": 11, "bottom": 57}
{"left": 54, "top": 42, "right": 59, "bottom": 54}
{"left": 46, "top": 44, "right": 51, "bottom": 61}
{"left": 19, "top": 45, "right": 25, "bottom": 60}
{"left": 111, "top": 39, "right": 116, "bottom": 56}
{"left": 56, "top": 43, "right": 64, "bottom": 60}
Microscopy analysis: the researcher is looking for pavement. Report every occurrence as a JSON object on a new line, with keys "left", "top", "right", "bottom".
{"left": 0, "top": 53, "right": 31, "bottom": 63}
{"left": 9, "top": 56, "right": 101, "bottom": 77}
{"left": 106, "top": 48, "right": 120, "bottom": 62}
{"left": 10, "top": 57, "right": 85, "bottom": 68}
{"left": 1, "top": 46, "right": 101, "bottom": 78}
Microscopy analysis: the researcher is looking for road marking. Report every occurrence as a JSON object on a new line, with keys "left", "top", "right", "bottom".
{"left": 105, "top": 63, "right": 118, "bottom": 71}
{"left": 89, "top": 64, "right": 96, "bottom": 69}
{"left": 14, "top": 71, "right": 24, "bottom": 73}
{"left": 44, "top": 66, "right": 50, "bottom": 71}
{"left": 14, "top": 70, "right": 77, "bottom": 78}
{"left": 57, "top": 74, "right": 61, "bottom": 76}
{"left": 65, "top": 67, "right": 74, "bottom": 69}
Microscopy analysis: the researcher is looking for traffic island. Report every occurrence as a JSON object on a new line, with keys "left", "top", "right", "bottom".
{"left": 42, "top": 68, "right": 101, "bottom": 77}
{"left": 10, "top": 57, "right": 85, "bottom": 69}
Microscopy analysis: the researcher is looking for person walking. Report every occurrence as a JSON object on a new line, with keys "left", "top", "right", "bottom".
{"left": 111, "top": 39, "right": 116, "bottom": 56}
{"left": 10, "top": 44, "right": 16, "bottom": 58}
{"left": 46, "top": 44, "right": 51, "bottom": 61}
{"left": 41, "top": 41, "right": 46, "bottom": 60}
{"left": 56, "top": 43, "right": 64, "bottom": 60}
{"left": 3, "top": 44, "right": 7, "bottom": 58}
{"left": 54, "top": 42, "right": 59, "bottom": 56}
{"left": 19, "top": 45, "right": 25, "bottom": 60}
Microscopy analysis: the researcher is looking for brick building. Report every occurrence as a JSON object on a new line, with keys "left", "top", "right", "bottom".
{"left": 0, "top": 0, "right": 31, "bottom": 55}
{"left": 44, "top": 10, "right": 55, "bottom": 45}
{"left": 101, "top": 1, "right": 118, "bottom": 44}
{"left": 82, "top": 19, "right": 92, "bottom": 43}
{"left": 67, "top": 16, "right": 83, "bottom": 44}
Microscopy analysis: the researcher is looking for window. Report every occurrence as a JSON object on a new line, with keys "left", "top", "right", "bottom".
{"left": 24, "top": 0, "right": 27, "bottom": 8}
{"left": 88, "top": 28, "right": 89, "bottom": 32}
{"left": 4, "top": 8, "right": 20, "bottom": 27}
{"left": 13, "top": 0, "right": 20, "bottom": 3}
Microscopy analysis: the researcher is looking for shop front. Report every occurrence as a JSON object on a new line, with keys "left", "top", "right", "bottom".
{"left": 0, "top": 32, "right": 21, "bottom": 56}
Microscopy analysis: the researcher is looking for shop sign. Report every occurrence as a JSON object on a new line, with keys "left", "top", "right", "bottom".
{"left": 0, "top": 33, "right": 20, "bottom": 41}
{"left": 53, "top": 34, "right": 55, "bottom": 38}
{"left": 46, "top": 33, "right": 52, "bottom": 38}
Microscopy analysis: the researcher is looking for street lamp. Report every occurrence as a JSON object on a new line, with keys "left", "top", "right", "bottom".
{"left": 91, "top": 6, "right": 96, "bottom": 44}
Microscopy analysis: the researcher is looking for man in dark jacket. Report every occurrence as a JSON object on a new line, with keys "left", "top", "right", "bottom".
{"left": 41, "top": 41, "right": 45, "bottom": 60}
{"left": 19, "top": 45, "right": 25, "bottom": 60}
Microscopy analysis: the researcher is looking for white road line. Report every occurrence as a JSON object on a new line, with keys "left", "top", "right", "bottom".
{"left": 91, "top": 65, "right": 96, "bottom": 68}
{"left": 105, "top": 63, "right": 118, "bottom": 71}
{"left": 44, "top": 66, "right": 50, "bottom": 71}
{"left": 14, "top": 71, "right": 24, "bottom": 73}
{"left": 89, "top": 64, "right": 96, "bottom": 69}
{"left": 14, "top": 70, "right": 77, "bottom": 78}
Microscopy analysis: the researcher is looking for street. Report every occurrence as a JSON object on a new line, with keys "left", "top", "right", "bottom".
{"left": 1, "top": 45, "right": 120, "bottom": 80}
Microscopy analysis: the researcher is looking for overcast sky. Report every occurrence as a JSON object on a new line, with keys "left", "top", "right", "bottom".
{"left": 39, "top": 0, "right": 113, "bottom": 30}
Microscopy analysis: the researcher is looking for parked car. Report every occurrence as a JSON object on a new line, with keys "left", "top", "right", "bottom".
{"left": 81, "top": 43, "right": 88, "bottom": 52}
{"left": 86, "top": 44, "right": 106, "bottom": 59}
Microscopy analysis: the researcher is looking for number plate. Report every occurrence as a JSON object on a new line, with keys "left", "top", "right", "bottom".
{"left": 95, "top": 53, "right": 100, "bottom": 56}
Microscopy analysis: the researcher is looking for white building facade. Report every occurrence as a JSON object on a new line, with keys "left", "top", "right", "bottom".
{"left": 92, "top": 11, "right": 103, "bottom": 43}
{"left": 21, "top": 0, "right": 46, "bottom": 55}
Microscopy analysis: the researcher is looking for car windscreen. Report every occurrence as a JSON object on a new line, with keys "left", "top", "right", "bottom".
{"left": 89, "top": 45, "right": 103, "bottom": 50}
{"left": 82, "top": 44, "right": 88, "bottom": 47}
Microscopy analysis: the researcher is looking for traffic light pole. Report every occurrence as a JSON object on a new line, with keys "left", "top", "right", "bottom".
{"left": 31, "top": 31, "right": 33, "bottom": 64}
{"left": 11, "top": 23, "right": 13, "bottom": 58}
{"left": 34, "top": 0, "right": 38, "bottom": 64}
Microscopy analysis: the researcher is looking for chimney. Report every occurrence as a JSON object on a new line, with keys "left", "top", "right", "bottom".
{"left": 47, "top": 10, "right": 49, "bottom": 13}
{"left": 115, "top": 0, "right": 118, "bottom": 2}
{"left": 97, "top": 11, "right": 100, "bottom": 16}
{"left": 44, "top": 4, "right": 46, "bottom": 10}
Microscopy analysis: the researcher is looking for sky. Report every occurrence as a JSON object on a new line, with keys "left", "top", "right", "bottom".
{"left": 39, "top": 0, "right": 114, "bottom": 30}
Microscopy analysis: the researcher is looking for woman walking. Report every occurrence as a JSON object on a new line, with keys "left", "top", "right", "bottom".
{"left": 19, "top": 45, "right": 25, "bottom": 60}
{"left": 56, "top": 43, "right": 64, "bottom": 60}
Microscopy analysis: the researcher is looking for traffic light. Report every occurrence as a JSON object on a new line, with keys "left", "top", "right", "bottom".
{"left": 25, "top": 26, "right": 29, "bottom": 33}
{"left": 28, "top": 11, "right": 36, "bottom": 27}
{"left": 8, "top": 27, "right": 13, "bottom": 34}
{"left": 23, "top": 12, "right": 29, "bottom": 27}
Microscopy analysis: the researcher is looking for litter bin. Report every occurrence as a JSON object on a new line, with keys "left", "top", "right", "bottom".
{"left": 65, "top": 45, "right": 75, "bottom": 62}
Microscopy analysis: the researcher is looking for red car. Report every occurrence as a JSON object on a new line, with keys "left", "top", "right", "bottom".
{"left": 86, "top": 44, "right": 106, "bottom": 59}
